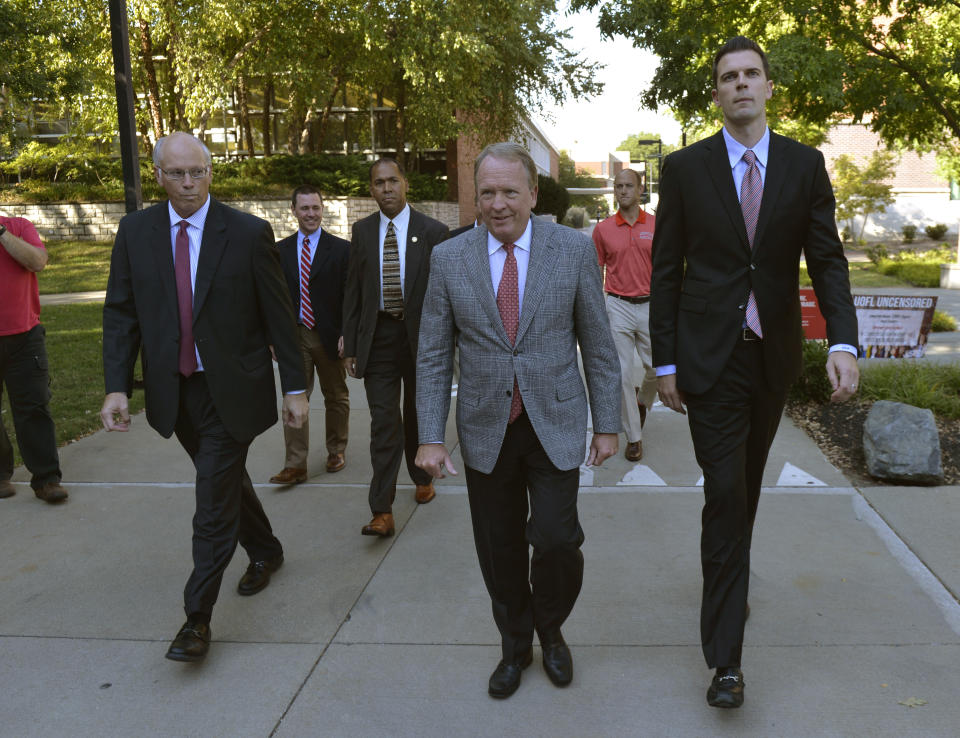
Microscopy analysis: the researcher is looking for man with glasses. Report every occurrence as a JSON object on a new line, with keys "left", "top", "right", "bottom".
{"left": 100, "top": 132, "right": 308, "bottom": 662}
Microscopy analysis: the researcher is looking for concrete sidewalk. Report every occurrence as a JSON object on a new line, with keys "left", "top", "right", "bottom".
{"left": 2, "top": 367, "right": 960, "bottom": 737}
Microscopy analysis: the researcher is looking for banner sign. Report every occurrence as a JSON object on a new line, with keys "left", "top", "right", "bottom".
{"left": 799, "top": 289, "right": 937, "bottom": 358}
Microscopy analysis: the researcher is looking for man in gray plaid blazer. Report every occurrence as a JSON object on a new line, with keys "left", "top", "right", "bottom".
{"left": 416, "top": 143, "right": 621, "bottom": 699}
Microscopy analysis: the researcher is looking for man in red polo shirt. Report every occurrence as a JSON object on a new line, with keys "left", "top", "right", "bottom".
{"left": 592, "top": 168, "right": 657, "bottom": 461}
{"left": 0, "top": 214, "right": 68, "bottom": 503}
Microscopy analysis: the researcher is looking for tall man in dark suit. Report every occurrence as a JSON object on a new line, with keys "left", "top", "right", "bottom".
{"left": 416, "top": 143, "right": 621, "bottom": 698}
{"left": 100, "top": 132, "right": 308, "bottom": 662}
{"left": 269, "top": 185, "right": 351, "bottom": 485}
{"left": 342, "top": 158, "right": 449, "bottom": 537}
{"left": 650, "top": 37, "right": 860, "bottom": 708}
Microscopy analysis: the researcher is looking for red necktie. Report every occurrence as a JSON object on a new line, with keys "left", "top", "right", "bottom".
{"left": 300, "top": 236, "right": 315, "bottom": 329}
{"left": 175, "top": 220, "right": 197, "bottom": 376}
{"left": 740, "top": 150, "right": 763, "bottom": 337}
{"left": 497, "top": 244, "right": 523, "bottom": 423}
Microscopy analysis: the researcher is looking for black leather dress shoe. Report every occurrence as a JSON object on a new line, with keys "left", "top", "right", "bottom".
{"left": 165, "top": 621, "right": 211, "bottom": 662}
{"left": 540, "top": 631, "right": 573, "bottom": 686}
{"left": 237, "top": 554, "right": 284, "bottom": 596}
{"left": 707, "top": 666, "right": 745, "bottom": 708}
{"left": 488, "top": 649, "right": 533, "bottom": 698}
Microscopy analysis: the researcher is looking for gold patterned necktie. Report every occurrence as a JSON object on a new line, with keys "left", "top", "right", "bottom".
{"left": 382, "top": 221, "right": 403, "bottom": 317}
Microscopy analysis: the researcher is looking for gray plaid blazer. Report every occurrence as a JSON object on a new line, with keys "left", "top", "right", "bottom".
{"left": 417, "top": 217, "right": 620, "bottom": 474}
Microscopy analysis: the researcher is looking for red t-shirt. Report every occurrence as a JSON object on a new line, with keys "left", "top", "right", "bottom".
{"left": 593, "top": 209, "right": 656, "bottom": 297}
{"left": 0, "top": 216, "right": 45, "bottom": 336}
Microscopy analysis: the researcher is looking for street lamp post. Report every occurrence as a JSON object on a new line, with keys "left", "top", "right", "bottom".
{"left": 108, "top": 0, "right": 142, "bottom": 213}
{"left": 634, "top": 138, "right": 662, "bottom": 196}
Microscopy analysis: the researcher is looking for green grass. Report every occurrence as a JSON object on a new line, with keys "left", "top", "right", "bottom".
{"left": 39, "top": 240, "right": 113, "bottom": 294}
{"left": 800, "top": 262, "right": 908, "bottom": 288}
{"left": 1, "top": 303, "right": 144, "bottom": 468}
{"left": 859, "top": 362, "right": 960, "bottom": 420}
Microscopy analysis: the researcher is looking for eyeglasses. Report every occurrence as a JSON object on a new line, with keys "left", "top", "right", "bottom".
{"left": 158, "top": 167, "right": 209, "bottom": 180}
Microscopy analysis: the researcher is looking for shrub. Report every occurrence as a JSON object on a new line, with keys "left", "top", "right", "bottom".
{"left": 859, "top": 362, "right": 960, "bottom": 420}
{"left": 534, "top": 174, "right": 569, "bottom": 223}
{"left": 925, "top": 223, "right": 949, "bottom": 240}
{"left": 932, "top": 309, "right": 957, "bottom": 332}
{"left": 876, "top": 260, "right": 940, "bottom": 286}
{"left": 863, "top": 243, "right": 888, "bottom": 264}
{"left": 563, "top": 206, "right": 587, "bottom": 228}
{"left": 789, "top": 339, "right": 834, "bottom": 404}
{"left": 840, "top": 226, "right": 851, "bottom": 243}
{"left": 901, "top": 224, "right": 917, "bottom": 243}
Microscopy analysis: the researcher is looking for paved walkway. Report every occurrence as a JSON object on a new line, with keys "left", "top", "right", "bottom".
{"left": 3, "top": 283, "right": 957, "bottom": 735}
{"left": 3, "top": 364, "right": 960, "bottom": 736}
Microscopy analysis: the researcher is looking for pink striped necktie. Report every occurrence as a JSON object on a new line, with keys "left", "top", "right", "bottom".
{"left": 497, "top": 244, "right": 523, "bottom": 423}
{"left": 740, "top": 150, "right": 763, "bottom": 338}
{"left": 174, "top": 220, "right": 197, "bottom": 376}
{"left": 300, "top": 236, "right": 315, "bottom": 329}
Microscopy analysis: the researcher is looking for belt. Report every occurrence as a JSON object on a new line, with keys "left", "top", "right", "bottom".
{"left": 741, "top": 327, "right": 762, "bottom": 342}
{"left": 606, "top": 292, "right": 650, "bottom": 305}
{"left": 378, "top": 310, "right": 405, "bottom": 321}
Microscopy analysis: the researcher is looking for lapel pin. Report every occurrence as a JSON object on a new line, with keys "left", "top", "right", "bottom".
{"left": 412, "top": 236, "right": 418, "bottom": 243}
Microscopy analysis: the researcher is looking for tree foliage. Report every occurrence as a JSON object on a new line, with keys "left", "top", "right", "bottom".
{"left": 572, "top": 0, "right": 960, "bottom": 152}
{"left": 833, "top": 150, "right": 897, "bottom": 244}
{"left": 4, "top": 0, "right": 602, "bottom": 169}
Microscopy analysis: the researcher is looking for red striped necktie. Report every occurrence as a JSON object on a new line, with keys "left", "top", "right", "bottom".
{"left": 300, "top": 235, "right": 315, "bottom": 329}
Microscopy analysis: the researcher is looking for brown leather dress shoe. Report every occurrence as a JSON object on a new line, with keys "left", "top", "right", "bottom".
{"left": 361, "top": 512, "right": 395, "bottom": 537}
{"left": 414, "top": 483, "right": 436, "bottom": 504}
{"left": 35, "top": 482, "right": 68, "bottom": 504}
{"left": 326, "top": 453, "right": 346, "bottom": 473}
{"left": 269, "top": 467, "right": 307, "bottom": 485}
{"left": 0, "top": 480, "right": 15, "bottom": 499}
{"left": 625, "top": 441, "right": 643, "bottom": 462}
{"left": 166, "top": 620, "right": 211, "bottom": 662}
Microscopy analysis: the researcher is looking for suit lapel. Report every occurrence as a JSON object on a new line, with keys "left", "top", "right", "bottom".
{"left": 192, "top": 199, "right": 228, "bottom": 319}
{"left": 753, "top": 132, "right": 788, "bottom": 254}
{"left": 516, "top": 218, "right": 558, "bottom": 344}
{"left": 403, "top": 210, "right": 424, "bottom": 307}
{"left": 310, "top": 231, "right": 335, "bottom": 281}
{"left": 704, "top": 131, "right": 751, "bottom": 253}
{"left": 150, "top": 204, "right": 179, "bottom": 319}
{"left": 465, "top": 226, "right": 510, "bottom": 346}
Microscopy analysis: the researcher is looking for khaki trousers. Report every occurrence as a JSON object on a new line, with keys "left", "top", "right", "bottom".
{"left": 282, "top": 325, "right": 349, "bottom": 468}
{"left": 605, "top": 294, "right": 657, "bottom": 443}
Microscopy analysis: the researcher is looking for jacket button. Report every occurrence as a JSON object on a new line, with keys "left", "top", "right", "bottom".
{"left": 513, "top": 349, "right": 518, "bottom": 356}
{"left": 738, "top": 303, "right": 745, "bottom": 310}
{"left": 750, "top": 263, "right": 757, "bottom": 270}
{"left": 506, "top": 390, "right": 512, "bottom": 397}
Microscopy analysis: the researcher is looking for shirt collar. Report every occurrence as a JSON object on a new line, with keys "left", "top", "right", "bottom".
{"left": 487, "top": 217, "right": 533, "bottom": 256}
{"left": 722, "top": 126, "right": 770, "bottom": 169}
{"left": 614, "top": 209, "right": 647, "bottom": 226}
{"left": 298, "top": 227, "right": 323, "bottom": 244}
{"left": 379, "top": 203, "right": 410, "bottom": 229}
{"left": 168, "top": 196, "right": 211, "bottom": 230}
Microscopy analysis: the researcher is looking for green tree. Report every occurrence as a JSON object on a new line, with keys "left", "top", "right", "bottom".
{"left": 832, "top": 150, "right": 897, "bottom": 245}
{"left": 571, "top": 0, "right": 960, "bottom": 152}
{"left": 557, "top": 150, "right": 606, "bottom": 217}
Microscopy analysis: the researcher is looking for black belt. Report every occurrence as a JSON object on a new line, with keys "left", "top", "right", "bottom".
{"left": 378, "top": 310, "right": 405, "bottom": 321}
{"left": 741, "top": 327, "right": 762, "bottom": 342}
{"left": 606, "top": 292, "right": 650, "bottom": 305}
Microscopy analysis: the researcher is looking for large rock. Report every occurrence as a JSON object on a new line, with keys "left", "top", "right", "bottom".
{"left": 863, "top": 400, "right": 943, "bottom": 484}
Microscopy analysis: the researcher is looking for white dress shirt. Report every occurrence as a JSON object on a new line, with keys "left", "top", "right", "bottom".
{"left": 488, "top": 218, "right": 533, "bottom": 308}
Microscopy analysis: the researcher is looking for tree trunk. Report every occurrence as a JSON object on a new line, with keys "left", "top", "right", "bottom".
{"left": 316, "top": 76, "right": 342, "bottom": 154}
{"left": 300, "top": 106, "right": 317, "bottom": 154}
{"left": 237, "top": 75, "right": 255, "bottom": 158}
{"left": 262, "top": 77, "right": 273, "bottom": 156}
{"left": 395, "top": 78, "right": 407, "bottom": 169}
{"left": 135, "top": 17, "right": 164, "bottom": 141}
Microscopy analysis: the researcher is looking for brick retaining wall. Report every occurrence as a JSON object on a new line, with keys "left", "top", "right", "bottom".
{"left": 1, "top": 198, "right": 460, "bottom": 242}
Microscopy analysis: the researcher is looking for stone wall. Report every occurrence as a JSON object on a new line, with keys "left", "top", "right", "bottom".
{"left": 1, "top": 198, "right": 461, "bottom": 242}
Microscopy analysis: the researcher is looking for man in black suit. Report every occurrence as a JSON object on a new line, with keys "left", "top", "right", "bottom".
{"left": 100, "top": 132, "right": 308, "bottom": 662}
{"left": 269, "top": 185, "right": 351, "bottom": 485}
{"left": 342, "top": 158, "right": 449, "bottom": 537}
{"left": 650, "top": 37, "right": 860, "bottom": 708}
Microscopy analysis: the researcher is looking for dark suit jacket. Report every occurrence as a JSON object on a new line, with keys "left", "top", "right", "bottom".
{"left": 102, "top": 198, "right": 306, "bottom": 443}
{"left": 278, "top": 228, "right": 350, "bottom": 358}
{"left": 650, "top": 130, "right": 858, "bottom": 395}
{"left": 342, "top": 207, "right": 449, "bottom": 377}
{"left": 450, "top": 222, "right": 477, "bottom": 238}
